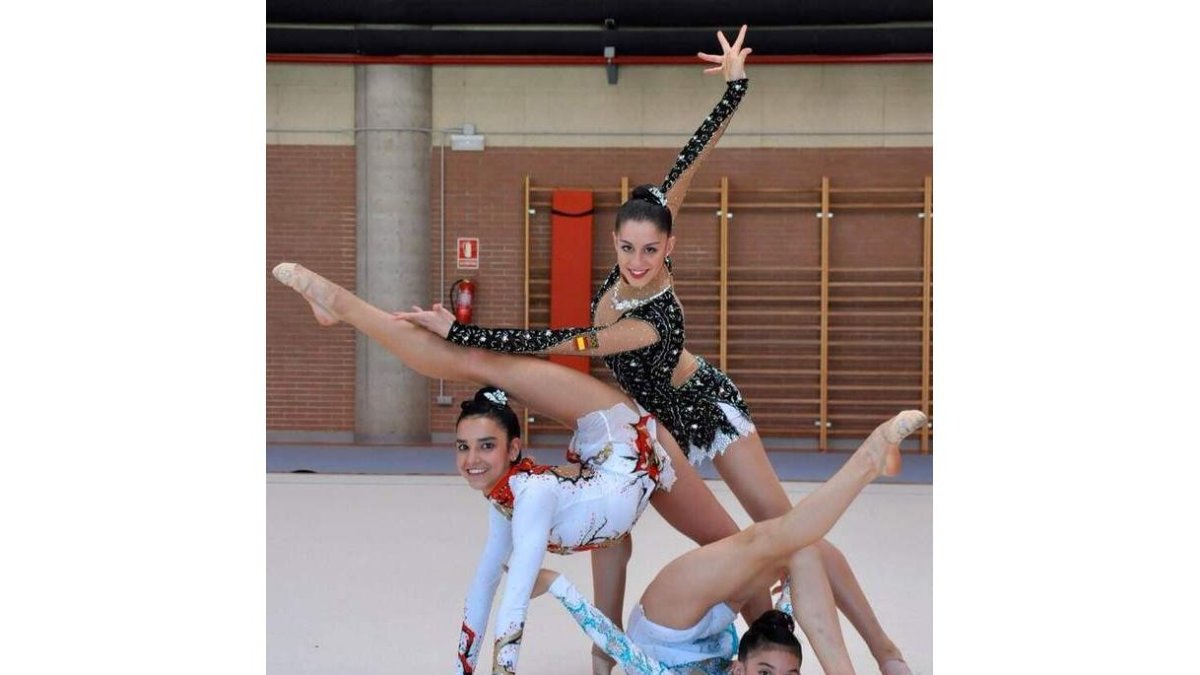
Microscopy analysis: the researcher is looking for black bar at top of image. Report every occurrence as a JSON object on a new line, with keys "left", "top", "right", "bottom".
{"left": 266, "top": 0, "right": 933, "bottom": 28}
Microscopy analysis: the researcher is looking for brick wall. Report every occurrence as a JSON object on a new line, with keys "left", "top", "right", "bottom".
{"left": 266, "top": 145, "right": 358, "bottom": 432}
{"left": 265, "top": 144, "right": 932, "bottom": 441}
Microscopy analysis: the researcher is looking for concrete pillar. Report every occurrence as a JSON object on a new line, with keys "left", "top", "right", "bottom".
{"left": 354, "top": 65, "right": 432, "bottom": 442}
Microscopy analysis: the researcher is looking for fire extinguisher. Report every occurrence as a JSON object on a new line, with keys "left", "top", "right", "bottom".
{"left": 449, "top": 278, "right": 476, "bottom": 324}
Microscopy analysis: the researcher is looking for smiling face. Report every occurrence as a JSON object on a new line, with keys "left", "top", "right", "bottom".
{"left": 731, "top": 647, "right": 801, "bottom": 675}
{"left": 455, "top": 415, "right": 521, "bottom": 492}
{"left": 612, "top": 218, "right": 676, "bottom": 288}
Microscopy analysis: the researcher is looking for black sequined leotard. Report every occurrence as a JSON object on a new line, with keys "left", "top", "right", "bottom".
{"left": 585, "top": 265, "right": 754, "bottom": 463}
{"left": 447, "top": 79, "right": 753, "bottom": 463}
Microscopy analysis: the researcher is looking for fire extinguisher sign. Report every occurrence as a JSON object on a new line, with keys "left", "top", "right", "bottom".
{"left": 457, "top": 237, "right": 480, "bottom": 270}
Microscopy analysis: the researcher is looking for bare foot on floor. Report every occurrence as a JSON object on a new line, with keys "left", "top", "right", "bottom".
{"left": 272, "top": 262, "right": 339, "bottom": 326}
{"left": 862, "top": 410, "right": 927, "bottom": 477}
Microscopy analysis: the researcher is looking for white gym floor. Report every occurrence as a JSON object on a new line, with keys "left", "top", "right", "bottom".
{"left": 267, "top": 472, "right": 931, "bottom": 674}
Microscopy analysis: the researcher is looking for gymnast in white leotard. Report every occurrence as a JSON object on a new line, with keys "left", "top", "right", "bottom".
{"left": 453, "top": 387, "right": 674, "bottom": 673}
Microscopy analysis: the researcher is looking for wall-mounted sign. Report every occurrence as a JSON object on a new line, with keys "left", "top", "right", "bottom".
{"left": 457, "top": 237, "right": 479, "bottom": 269}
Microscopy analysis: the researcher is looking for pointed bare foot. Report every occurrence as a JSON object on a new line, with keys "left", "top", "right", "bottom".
{"left": 272, "top": 262, "right": 340, "bottom": 326}
{"left": 881, "top": 658, "right": 913, "bottom": 675}
{"left": 861, "top": 410, "right": 927, "bottom": 477}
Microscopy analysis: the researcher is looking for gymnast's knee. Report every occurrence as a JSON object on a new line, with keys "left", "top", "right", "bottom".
{"left": 787, "top": 544, "right": 823, "bottom": 571}
{"left": 742, "top": 519, "right": 788, "bottom": 561}
{"left": 810, "top": 537, "right": 848, "bottom": 563}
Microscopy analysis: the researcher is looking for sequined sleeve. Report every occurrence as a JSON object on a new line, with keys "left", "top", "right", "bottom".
{"left": 548, "top": 575, "right": 673, "bottom": 675}
{"left": 661, "top": 78, "right": 749, "bottom": 219}
{"left": 457, "top": 507, "right": 513, "bottom": 674}
{"left": 447, "top": 318, "right": 660, "bottom": 358}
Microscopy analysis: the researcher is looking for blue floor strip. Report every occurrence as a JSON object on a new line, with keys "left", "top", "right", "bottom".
{"left": 266, "top": 443, "right": 933, "bottom": 485}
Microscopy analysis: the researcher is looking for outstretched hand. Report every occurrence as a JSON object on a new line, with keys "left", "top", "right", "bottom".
{"left": 391, "top": 303, "right": 457, "bottom": 338}
{"left": 697, "top": 24, "right": 751, "bottom": 81}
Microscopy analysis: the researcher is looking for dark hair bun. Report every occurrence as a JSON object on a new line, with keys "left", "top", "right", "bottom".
{"left": 752, "top": 609, "right": 795, "bottom": 634}
{"left": 738, "top": 608, "right": 802, "bottom": 664}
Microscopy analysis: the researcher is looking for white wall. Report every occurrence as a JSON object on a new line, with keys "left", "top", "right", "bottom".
{"left": 266, "top": 64, "right": 355, "bottom": 146}
{"left": 267, "top": 62, "right": 932, "bottom": 148}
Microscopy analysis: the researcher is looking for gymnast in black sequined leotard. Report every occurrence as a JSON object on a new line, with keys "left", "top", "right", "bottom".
{"left": 445, "top": 78, "right": 754, "bottom": 464}
{"left": 585, "top": 262, "right": 754, "bottom": 463}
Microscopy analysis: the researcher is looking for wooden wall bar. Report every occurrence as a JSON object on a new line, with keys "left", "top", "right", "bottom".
{"left": 719, "top": 176, "right": 730, "bottom": 371}
{"left": 819, "top": 177, "right": 832, "bottom": 450}
{"left": 522, "top": 175, "right": 531, "bottom": 442}
{"left": 921, "top": 176, "right": 933, "bottom": 454}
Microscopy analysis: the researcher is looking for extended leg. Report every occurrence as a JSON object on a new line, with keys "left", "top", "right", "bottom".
{"left": 714, "top": 430, "right": 910, "bottom": 673}
{"left": 637, "top": 412, "right": 925, "bottom": 631}
{"left": 273, "top": 263, "right": 629, "bottom": 424}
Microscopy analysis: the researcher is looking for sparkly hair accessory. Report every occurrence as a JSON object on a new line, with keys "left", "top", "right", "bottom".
{"left": 483, "top": 389, "right": 509, "bottom": 407}
{"left": 647, "top": 185, "right": 668, "bottom": 208}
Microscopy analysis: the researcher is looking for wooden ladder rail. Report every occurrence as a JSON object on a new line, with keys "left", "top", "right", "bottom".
{"left": 819, "top": 176, "right": 831, "bottom": 451}
{"left": 719, "top": 176, "right": 730, "bottom": 372}
{"left": 522, "top": 174, "right": 531, "bottom": 442}
{"left": 921, "top": 175, "right": 933, "bottom": 453}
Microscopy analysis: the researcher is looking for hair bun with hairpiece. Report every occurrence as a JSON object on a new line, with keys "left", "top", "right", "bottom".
{"left": 631, "top": 184, "right": 668, "bottom": 209}
{"left": 480, "top": 387, "right": 509, "bottom": 408}
{"left": 458, "top": 386, "right": 523, "bottom": 442}
{"left": 484, "top": 386, "right": 508, "bottom": 408}
{"left": 459, "top": 387, "right": 509, "bottom": 412}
